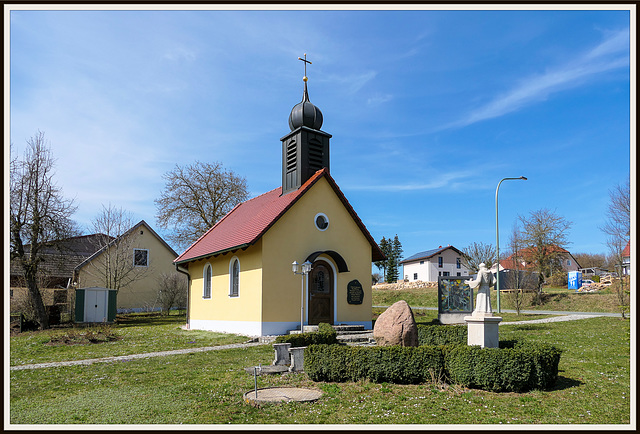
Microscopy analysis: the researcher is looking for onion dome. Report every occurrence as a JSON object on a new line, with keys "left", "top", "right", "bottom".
{"left": 288, "top": 77, "right": 323, "bottom": 131}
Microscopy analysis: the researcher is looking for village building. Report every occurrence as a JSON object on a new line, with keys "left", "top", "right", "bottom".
{"left": 501, "top": 245, "right": 581, "bottom": 274}
{"left": 174, "top": 71, "right": 384, "bottom": 336}
{"left": 399, "top": 245, "right": 470, "bottom": 283}
{"left": 74, "top": 220, "right": 182, "bottom": 312}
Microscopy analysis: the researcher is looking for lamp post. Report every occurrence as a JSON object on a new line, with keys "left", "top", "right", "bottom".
{"left": 292, "top": 260, "right": 312, "bottom": 332}
{"left": 495, "top": 176, "right": 527, "bottom": 313}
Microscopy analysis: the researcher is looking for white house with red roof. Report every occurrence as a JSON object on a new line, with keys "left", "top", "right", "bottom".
{"left": 174, "top": 70, "right": 384, "bottom": 336}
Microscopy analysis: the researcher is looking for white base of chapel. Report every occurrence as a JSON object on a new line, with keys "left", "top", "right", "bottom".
{"left": 464, "top": 314, "right": 502, "bottom": 348}
{"left": 188, "top": 319, "right": 372, "bottom": 337}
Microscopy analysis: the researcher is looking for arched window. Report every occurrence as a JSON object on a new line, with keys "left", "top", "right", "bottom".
{"left": 203, "top": 264, "right": 212, "bottom": 299}
{"left": 229, "top": 258, "right": 239, "bottom": 297}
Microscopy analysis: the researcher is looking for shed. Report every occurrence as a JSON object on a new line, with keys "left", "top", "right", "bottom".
{"left": 75, "top": 287, "right": 117, "bottom": 323}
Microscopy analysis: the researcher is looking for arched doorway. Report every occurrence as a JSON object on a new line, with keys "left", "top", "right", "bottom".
{"left": 308, "top": 261, "right": 334, "bottom": 325}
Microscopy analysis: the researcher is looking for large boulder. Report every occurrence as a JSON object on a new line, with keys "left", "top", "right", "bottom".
{"left": 373, "top": 300, "right": 418, "bottom": 347}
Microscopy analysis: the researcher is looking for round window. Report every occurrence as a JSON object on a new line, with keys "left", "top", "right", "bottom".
{"left": 315, "top": 213, "right": 329, "bottom": 231}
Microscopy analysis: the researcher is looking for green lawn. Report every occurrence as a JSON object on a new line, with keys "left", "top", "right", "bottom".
{"left": 10, "top": 312, "right": 247, "bottom": 366}
{"left": 372, "top": 285, "right": 625, "bottom": 314}
{"left": 9, "top": 313, "right": 631, "bottom": 425}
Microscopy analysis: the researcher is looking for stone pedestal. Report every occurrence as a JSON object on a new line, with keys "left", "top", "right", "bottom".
{"left": 273, "top": 343, "right": 291, "bottom": 365}
{"left": 464, "top": 314, "right": 502, "bottom": 348}
{"left": 288, "top": 346, "right": 306, "bottom": 372}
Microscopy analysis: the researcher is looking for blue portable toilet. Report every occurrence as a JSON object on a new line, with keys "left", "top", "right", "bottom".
{"left": 568, "top": 271, "right": 582, "bottom": 290}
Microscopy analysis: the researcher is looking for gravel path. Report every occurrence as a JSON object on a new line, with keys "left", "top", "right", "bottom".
{"left": 500, "top": 313, "right": 607, "bottom": 325}
{"left": 10, "top": 341, "right": 265, "bottom": 371}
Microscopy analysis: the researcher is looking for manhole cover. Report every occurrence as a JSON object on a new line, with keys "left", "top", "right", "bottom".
{"left": 243, "top": 387, "right": 322, "bottom": 406}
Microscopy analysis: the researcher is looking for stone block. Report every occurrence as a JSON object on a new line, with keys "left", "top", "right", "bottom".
{"left": 288, "top": 346, "right": 306, "bottom": 372}
{"left": 272, "top": 343, "right": 291, "bottom": 366}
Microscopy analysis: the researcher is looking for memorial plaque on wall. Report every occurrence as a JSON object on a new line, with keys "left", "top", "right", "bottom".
{"left": 347, "top": 280, "right": 364, "bottom": 304}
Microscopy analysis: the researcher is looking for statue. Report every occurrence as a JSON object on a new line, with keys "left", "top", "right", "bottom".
{"left": 466, "top": 263, "right": 496, "bottom": 316}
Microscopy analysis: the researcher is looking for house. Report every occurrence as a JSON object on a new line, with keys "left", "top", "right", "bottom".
{"left": 10, "top": 234, "right": 112, "bottom": 310}
{"left": 74, "top": 220, "right": 184, "bottom": 312}
{"left": 502, "top": 245, "right": 581, "bottom": 275}
{"left": 174, "top": 74, "right": 384, "bottom": 337}
{"left": 622, "top": 240, "right": 631, "bottom": 276}
{"left": 399, "top": 246, "right": 470, "bottom": 283}
{"left": 10, "top": 234, "right": 109, "bottom": 289}
{"left": 578, "top": 266, "right": 609, "bottom": 277}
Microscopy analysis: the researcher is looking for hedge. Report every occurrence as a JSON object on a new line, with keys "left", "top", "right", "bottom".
{"left": 305, "top": 342, "right": 562, "bottom": 392}
{"left": 304, "top": 344, "right": 444, "bottom": 384}
{"left": 417, "top": 324, "right": 467, "bottom": 346}
{"left": 273, "top": 322, "right": 338, "bottom": 347}
{"left": 444, "top": 341, "right": 562, "bottom": 392}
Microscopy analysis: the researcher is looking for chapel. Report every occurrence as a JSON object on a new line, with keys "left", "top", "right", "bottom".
{"left": 174, "top": 57, "right": 384, "bottom": 336}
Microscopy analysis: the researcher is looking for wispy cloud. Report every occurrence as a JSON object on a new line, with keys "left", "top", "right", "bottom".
{"left": 443, "top": 28, "right": 630, "bottom": 130}
{"left": 367, "top": 93, "right": 393, "bottom": 106}
{"left": 345, "top": 169, "right": 478, "bottom": 192}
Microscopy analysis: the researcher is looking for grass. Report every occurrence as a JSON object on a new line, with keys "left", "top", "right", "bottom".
{"left": 372, "top": 285, "right": 625, "bottom": 314}
{"left": 9, "top": 313, "right": 631, "bottom": 425}
{"left": 10, "top": 312, "right": 247, "bottom": 366}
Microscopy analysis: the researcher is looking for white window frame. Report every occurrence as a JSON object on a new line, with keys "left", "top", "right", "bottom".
{"left": 203, "top": 263, "right": 212, "bottom": 299}
{"left": 314, "top": 213, "right": 330, "bottom": 231}
{"left": 229, "top": 257, "right": 240, "bottom": 297}
{"left": 133, "top": 248, "right": 149, "bottom": 267}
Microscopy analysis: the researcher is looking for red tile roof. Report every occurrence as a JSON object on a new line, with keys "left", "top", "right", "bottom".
{"left": 622, "top": 240, "right": 630, "bottom": 257}
{"left": 175, "top": 168, "right": 384, "bottom": 264}
{"left": 502, "top": 245, "right": 576, "bottom": 270}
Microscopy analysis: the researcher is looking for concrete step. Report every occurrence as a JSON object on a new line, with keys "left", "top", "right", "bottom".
{"left": 291, "top": 324, "right": 367, "bottom": 335}
{"left": 337, "top": 332, "right": 374, "bottom": 344}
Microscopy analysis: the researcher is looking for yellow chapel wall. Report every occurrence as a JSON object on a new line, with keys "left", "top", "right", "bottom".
{"left": 186, "top": 240, "right": 263, "bottom": 333}
{"left": 261, "top": 177, "right": 373, "bottom": 328}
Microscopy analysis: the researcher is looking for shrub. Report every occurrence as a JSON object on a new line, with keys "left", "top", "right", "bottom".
{"left": 417, "top": 324, "right": 466, "bottom": 345}
{"left": 444, "top": 341, "right": 562, "bottom": 392}
{"left": 274, "top": 323, "right": 338, "bottom": 347}
{"left": 305, "top": 344, "right": 444, "bottom": 384}
{"left": 305, "top": 341, "right": 562, "bottom": 392}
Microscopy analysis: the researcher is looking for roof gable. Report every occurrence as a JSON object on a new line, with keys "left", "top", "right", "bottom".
{"left": 175, "top": 168, "right": 384, "bottom": 264}
{"left": 75, "top": 220, "right": 177, "bottom": 271}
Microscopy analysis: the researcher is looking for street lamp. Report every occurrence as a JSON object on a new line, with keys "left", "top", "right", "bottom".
{"left": 292, "top": 260, "right": 312, "bottom": 332}
{"left": 495, "top": 176, "right": 527, "bottom": 313}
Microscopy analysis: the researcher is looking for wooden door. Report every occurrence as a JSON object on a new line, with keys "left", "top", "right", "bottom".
{"left": 308, "top": 262, "right": 333, "bottom": 325}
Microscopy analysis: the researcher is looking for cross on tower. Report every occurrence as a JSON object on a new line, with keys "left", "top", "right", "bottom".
{"left": 298, "top": 53, "right": 312, "bottom": 78}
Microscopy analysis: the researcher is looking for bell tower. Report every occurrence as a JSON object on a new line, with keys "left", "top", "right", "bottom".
{"left": 280, "top": 54, "right": 332, "bottom": 195}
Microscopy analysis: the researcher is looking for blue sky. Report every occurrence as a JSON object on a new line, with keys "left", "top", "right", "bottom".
{"left": 7, "top": 6, "right": 634, "bottom": 265}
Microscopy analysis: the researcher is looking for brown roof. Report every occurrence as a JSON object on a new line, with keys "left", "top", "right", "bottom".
{"left": 10, "top": 234, "right": 109, "bottom": 281}
{"left": 175, "top": 168, "right": 384, "bottom": 264}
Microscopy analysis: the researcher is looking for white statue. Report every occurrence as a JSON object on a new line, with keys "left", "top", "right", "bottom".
{"left": 466, "top": 263, "right": 496, "bottom": 316}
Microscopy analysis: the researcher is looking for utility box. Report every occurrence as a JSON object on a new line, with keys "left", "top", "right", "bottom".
{"left": 75, "top": 287, "right": 117, "bottom": 323}
{"left": 568, "top": 271, "right": 582, "bottom": 290}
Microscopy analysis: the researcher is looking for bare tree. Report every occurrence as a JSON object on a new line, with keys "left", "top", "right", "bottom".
{"left": 10, "top": 132, "right": 77, "bottom": 329}
{"left": 462, "top": 242, "right": 496, "bottom": 273}
{"left": 155, "top": 161, "right": 249, "bottom": 251}
{"left": 83, "top": 204, "right": 148, "bottom": 291}
{"left": 156, "top": 273, "right": 188, "bottom": 315}
{"left": 503, "top": 224, "right": 534, "bottom": 314}
{"left": 573, "top": 252, "right": 607, "bottom": 270}
{"left": 600, "top": 179, "right": 631, "bottom": 318}
{"left": 518, "top": 208, "right": 572, "bottom": 304}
